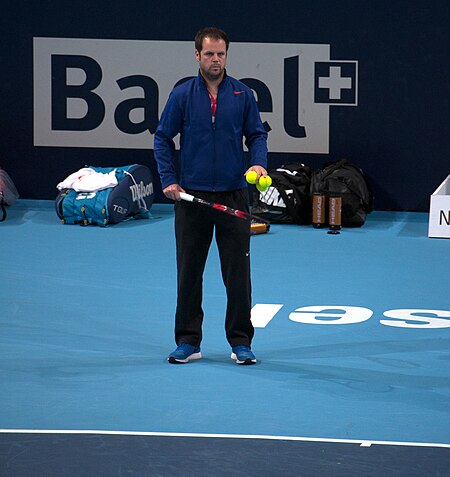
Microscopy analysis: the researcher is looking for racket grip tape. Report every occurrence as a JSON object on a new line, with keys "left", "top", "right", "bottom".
{"left": 179, "top": 192, "right": 194, "bottom": 202}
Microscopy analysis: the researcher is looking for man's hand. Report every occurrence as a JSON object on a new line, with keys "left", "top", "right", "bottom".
{"left": 244, "top": 165, "right": 268, "bottom": 181}
{"left": 163, "top": 184, "right": 185, "bottom": 201}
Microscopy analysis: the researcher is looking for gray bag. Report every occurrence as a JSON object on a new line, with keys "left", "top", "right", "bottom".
{"left": 0, "top": 167, "right": 20, "bottom": 222}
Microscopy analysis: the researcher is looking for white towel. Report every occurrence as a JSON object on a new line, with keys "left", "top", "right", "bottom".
{"left": 57, "top": 168, "right": 118, "bottom": 192}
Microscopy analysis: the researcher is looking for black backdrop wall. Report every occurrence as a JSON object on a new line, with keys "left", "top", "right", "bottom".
{"left": 1, "top": 0, "right": 449, "bottom": 210}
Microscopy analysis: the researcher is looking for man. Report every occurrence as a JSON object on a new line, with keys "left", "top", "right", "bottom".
{"left": 154, "top": 27, "right": 268, "bottom": 365}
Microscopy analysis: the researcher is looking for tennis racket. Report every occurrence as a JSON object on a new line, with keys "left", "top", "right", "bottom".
{"left": 179, "top": 192, "right": 270, "bottom": 224}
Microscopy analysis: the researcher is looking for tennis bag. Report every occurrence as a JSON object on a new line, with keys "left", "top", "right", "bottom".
{"left": 0, "top": 166, "right": 20, "bottom": 222}
{"left": 310, "top": 159, "right": 373, "bottom": 227}
{"left": 56, "top": 164, "right": 154, "bottom": 226}
{"left": 252, "top": 162, "right": 312, "bottom": 224}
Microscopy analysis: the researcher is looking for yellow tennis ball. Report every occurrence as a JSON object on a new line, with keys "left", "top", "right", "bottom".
{"left": 258, "top": 175, "right": 272, "bottom": 189}
{"left": 256, "top": 182, "right": 267, "bottom": 192}
{"left": 246, "top": 171, "right": 258, "bottom": 184}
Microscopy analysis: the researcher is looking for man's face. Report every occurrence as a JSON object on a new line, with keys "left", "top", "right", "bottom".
{"left": 195, "top": 37, "right": 227, "bottom": 82}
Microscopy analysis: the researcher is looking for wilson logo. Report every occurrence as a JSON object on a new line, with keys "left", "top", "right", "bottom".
{"left": 129, "top": 181, "right": 153, "bottom": 202}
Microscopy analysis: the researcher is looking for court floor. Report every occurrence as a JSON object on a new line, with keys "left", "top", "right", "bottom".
{"left": 1, "top": 200, "right": 449, "bottom": 475}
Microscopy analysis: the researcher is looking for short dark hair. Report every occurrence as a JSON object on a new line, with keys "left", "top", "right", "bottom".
{"left": 195, "top": 27, "right": 229, "bottom": 53}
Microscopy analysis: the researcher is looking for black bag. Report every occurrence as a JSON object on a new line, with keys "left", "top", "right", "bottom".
{"left": 310, "top": 159, "right": 373, "bottom": 227}
{"left": 0, "top": 167, "right": 20, "bottom": 222}
{"left": 252, "top": 162, "right": 312, "bottom": 224}
{"left": 56, "top": 164, "right": 154, "bottom": 226}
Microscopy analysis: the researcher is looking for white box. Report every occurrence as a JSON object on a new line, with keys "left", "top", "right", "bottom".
{"left": 428, "top": 174, "right": 450, "bottom": 238}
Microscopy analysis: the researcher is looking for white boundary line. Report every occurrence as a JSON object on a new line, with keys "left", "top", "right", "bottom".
{"left": 1, "top": 429, "right": 449, "bottom": 449}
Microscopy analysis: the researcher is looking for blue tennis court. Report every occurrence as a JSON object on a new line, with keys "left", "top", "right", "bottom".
{"left": 1, "top": 200, "right": 449, "bottom": 475}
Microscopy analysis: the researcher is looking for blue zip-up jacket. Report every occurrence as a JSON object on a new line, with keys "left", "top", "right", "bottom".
{"left": 154, "top": 71, "right": 268, "bottom": 192}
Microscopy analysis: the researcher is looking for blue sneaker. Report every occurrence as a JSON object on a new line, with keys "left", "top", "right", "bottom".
{"left": 231, "top": 345, "right": 256, "bottom": 365}
{"left": 168, "top": 343, "right": 201, "bottom": 364}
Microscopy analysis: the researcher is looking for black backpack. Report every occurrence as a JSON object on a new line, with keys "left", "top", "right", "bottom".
{"left": 252, "top": 162, "right": 312, "bottom": 224}
{"left": 0, "top": 167, "right": 20, "bottom": 222}
{"left": 310, "top": 159, "right": 373, "bottom": 227}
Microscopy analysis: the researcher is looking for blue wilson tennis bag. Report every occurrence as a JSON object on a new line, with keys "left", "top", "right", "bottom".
{"left": 56, "top": 164, "right": 154, "bottom": 226}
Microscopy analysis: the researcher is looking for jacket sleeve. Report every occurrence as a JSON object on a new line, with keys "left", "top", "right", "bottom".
{"left": 243, "top": 91, "right": 268, "bottom": 168}
{"left": 153, "top": 92, "right": 183, "bottom": 190}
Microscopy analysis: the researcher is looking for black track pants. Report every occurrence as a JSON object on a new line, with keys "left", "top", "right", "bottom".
{"left": 174, "top": 189, "right": 254, "bottom": 348}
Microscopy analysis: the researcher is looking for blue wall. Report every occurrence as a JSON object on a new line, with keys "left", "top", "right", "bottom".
{"left": 1, "top": 0, "right": 449, "bottom": 210}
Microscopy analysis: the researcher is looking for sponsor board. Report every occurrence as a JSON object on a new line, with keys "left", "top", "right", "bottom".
{"left": 33, "top": 37, "right": 358, "bottom": 153}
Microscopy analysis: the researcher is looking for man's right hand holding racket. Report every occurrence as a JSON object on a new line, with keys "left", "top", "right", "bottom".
{"left": 163, "top": 183, "right": 185, "bottom": 201}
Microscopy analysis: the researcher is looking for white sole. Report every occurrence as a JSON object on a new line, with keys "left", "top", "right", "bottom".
{"left": 230, "top": 352, "right": 256, "bottom": 365}
{"left": 168, "top": 352, "right": 202, "bottom": 364}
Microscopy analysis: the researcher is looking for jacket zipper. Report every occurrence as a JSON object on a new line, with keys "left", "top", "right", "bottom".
{"left": 211, "top": 91, "right": 217, "bottom": 191}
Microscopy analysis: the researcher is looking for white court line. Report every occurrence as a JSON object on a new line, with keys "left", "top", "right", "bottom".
{"left": 1, "top": 429, "right": 449, "bottom": 449}
{"left": 251, "top": 303, "right": 283, "bottom": 328}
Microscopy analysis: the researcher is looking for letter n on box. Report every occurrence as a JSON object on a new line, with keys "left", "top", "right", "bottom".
{"left": 429, "top": 174, "right": 450, "bottom": 238}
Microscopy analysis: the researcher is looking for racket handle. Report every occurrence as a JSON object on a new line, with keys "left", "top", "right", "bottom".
{"left": 179, "top": 192, "right": 194, "bottom": 202}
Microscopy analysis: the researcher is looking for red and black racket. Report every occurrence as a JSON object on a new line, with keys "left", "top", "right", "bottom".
{"left": 179, "top": 192, "right": 270, "bottom": 224}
